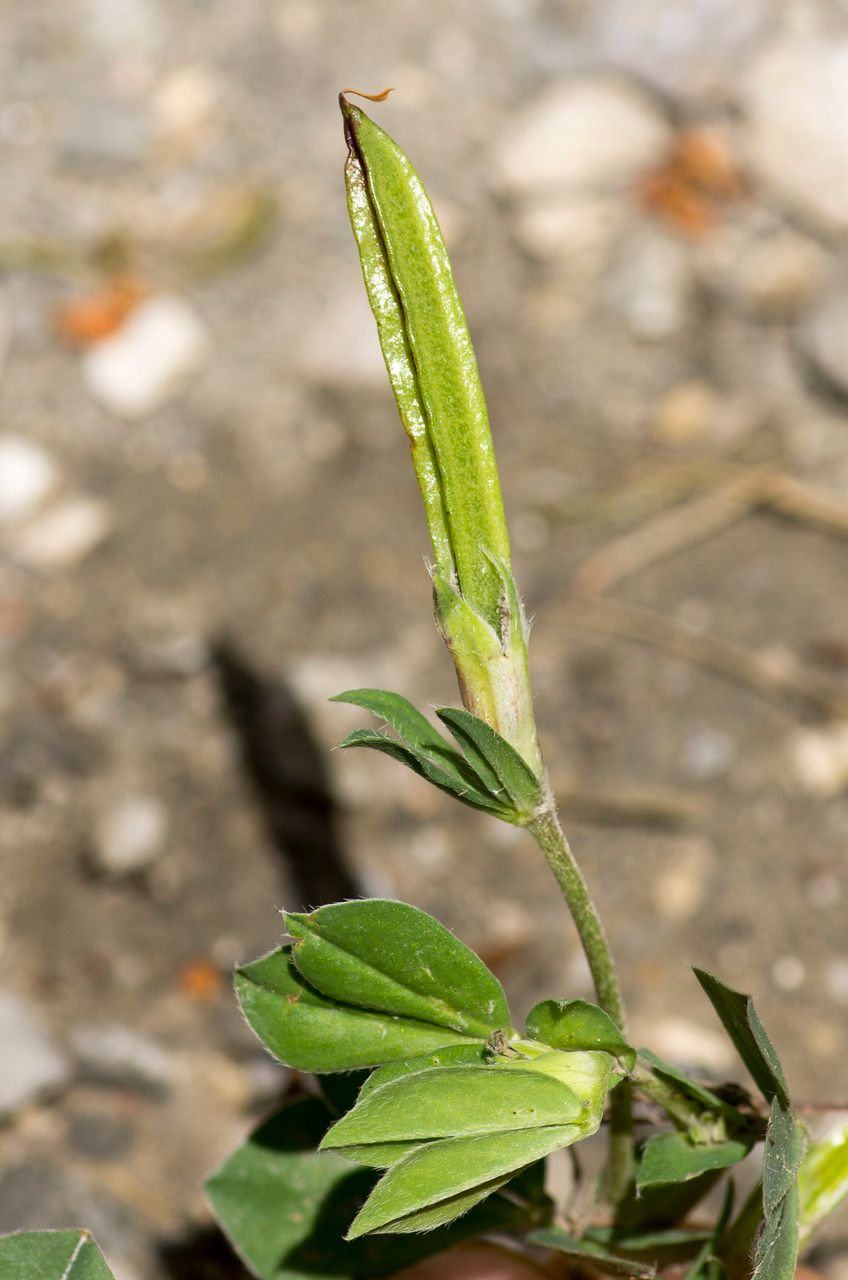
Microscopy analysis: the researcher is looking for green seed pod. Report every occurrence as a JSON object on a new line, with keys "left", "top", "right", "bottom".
{"left": 341, "top": 93, "right": 542, "bottom": 776}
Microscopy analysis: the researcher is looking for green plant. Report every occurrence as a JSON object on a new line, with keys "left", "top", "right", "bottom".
{"left": 3, "top": 91, "right": 846, "bottom": 1280}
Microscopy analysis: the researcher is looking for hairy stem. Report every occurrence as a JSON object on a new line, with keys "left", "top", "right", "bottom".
{"left": 527, "top": 802, "right": 632, "bottom": 1202}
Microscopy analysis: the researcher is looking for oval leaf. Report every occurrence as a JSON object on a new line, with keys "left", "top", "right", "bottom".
{"left": 323, "top": 1066, "right": 583, "bottom": 1150}
{"left": 347, "top": 1124, "right": 580, "bottom": 1239}
{"left": 637, "top": 1132, "right": 752, "bottom": 1189}
{"left": 206, "top": 1097, "right": 538, "bottom": 1280}
{"left": 526, "top": 999, "right": 636, "bottom": 1070}
{"left": 286, "top": 900, "right": 510, "bottom": 1038}
{"left": 0, "top": 1231, "right": 115, "bottom": 1279}
{"left": 337, "top": 728, "right": 507, "bottom": 815}
{"left": 332, "top": 689, "right": 458, "bottom": 768}
{"left": 436, "top": 707, "right": 542, "bottom": 813}
{"left": 236, "top": 946, "right": 481, "bottom": 1072}
{"left": 359, "top": 1044, "right": 489, "bottom": 1101}
{"left": 529, "top": 1229, "right": 658, "bottom": 1279}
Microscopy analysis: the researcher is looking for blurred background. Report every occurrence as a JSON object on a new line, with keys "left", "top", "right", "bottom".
{"left": 1, "top": 0, "right": 847, "bottom": 1275}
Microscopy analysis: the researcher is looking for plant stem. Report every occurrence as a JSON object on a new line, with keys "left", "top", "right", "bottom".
{"left": 527, "top": 801, "right": 632, "bottom": 1203}
{"left": 631, "top": 1061, "right": 713, "bottom": 1132}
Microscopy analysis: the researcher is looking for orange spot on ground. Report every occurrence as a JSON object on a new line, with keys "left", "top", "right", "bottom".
{"left": 637, "top": 128, "right": 743, "bottom": 238}
{"left": 54, "top": 277, "right": 149, "bottom": 346}
{"left": 178, "top": 958, "right": 224, "bottom": 1001}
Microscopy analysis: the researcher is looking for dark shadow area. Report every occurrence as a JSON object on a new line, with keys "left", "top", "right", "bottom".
{"left": 211, "top": 638, "right": 360, "bottom": 909}
{"left": 158, "top": 1227, "right": 253, "bottom": 1280}
{"left": 158, "top": 642, "right": 360, "bottom": 1280}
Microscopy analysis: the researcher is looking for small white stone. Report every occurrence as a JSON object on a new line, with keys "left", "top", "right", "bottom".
{"left": 154, "top": 65, "right": 219, "bottom": 138}
{"left": 12, "top": 497, "right": 112, "bottom": 569}
{"left": 680, "top": 726, "right": 736, "bottom": 782}
{"left": 742, "top": 37, "right": 848, "bottom": 235}
{"left": 515, "top": 195, "right": 624, "bottom": 267}
{"left": 82, "top": 295, "right": 208, "bottom": 419}
{"left": 495, "top": 74, "right": 671, "bottom": 198}
{"left": 71, "top": 1024, "right": 175, "bottom": 1091}
{"left": 0, "top": 989, "right": 69, "bottom": 1117}
{"left": 772, "top": 955, "right": 805, "bottom": 992}
{"left": 790, "top": 724, "right": 848, "bottom": 797}
{"left": 94, "top": 794, "right": 169, "bottom": 876}
{"left": 650, "top": 381, "right": 720, "bottom": 445}
{"left": 0, "top": 435, "right": 59, "bottom": 524}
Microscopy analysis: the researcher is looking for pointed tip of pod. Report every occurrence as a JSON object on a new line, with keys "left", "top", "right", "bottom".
{"left": 339, "top": 87, "right": 394, "bottom": 146}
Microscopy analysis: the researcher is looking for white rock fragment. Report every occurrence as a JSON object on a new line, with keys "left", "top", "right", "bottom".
{"left": 772, "top": 955, "right": 805, "bottom": 992}
{"left": 798, "top": 291, "right": 848, "bottom": 399}
{"left": 154, "top": 65, "right": 219, "bottom": 140}
{"left": 0, "top": 436, "right": 59, "bottom": 524}
{"left": 515, "top": 195, "right": 624, "bottom": 270}
{"left": 71, "top": 1024, "right": 175, "bottom": 1092}
{"left": 82, "top": 295, "right": 208, "bottom": 418}
{"left": 0, "top": 989, "right": 69, "bottom": 1117}
{"left": 742, "top": 38, "right": 848, "bottom": 235}
{"left": 12, "top": 497, "right": 112, "bottom": 570}
{"left": 790, "top": 724, "right": 848, "bottom": 798}
{"left": 680, "top": 726, "right": 736, "bottom": 782}
{"left": 93, "top": 794, "right": 169, "bottom": 876}
{"left": 650, "top": 381, "right": 720, "bottom": 445}
{"left": 495, "top": 75, "right": 671, "bottom": 198}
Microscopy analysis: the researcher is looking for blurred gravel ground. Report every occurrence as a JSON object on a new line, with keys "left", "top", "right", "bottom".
{"left": 0, "top": 1, "right": 847, "bottom": 1276}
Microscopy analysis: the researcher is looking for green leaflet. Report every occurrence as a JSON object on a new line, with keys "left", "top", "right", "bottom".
{"left": 0, "top": 1230, "right": 115, "bottom": 1279}
{"left": 763, "top": 1098, "right": 806, "bottom": 1218}
{"left": 236, "top": 946, "right": 482, "bottom": 1072}
{"left": 347, "top": 1124, "right": 580, "bottom": 1238}
{"left": 799, "top": 1116, "right": 848, "bottom": 1244}
{"left": 332, "top": 688, "right": 466, "bottom": 773}
{"left": 746, "top": 1098, "right": 806, "bottom": 1280}
{"left": 334, "top": 688, "right": 541, "bottom": 820}
{"left": 358, "top": 1044, "right": 490, "bottom": 1099}
{"left": 636, "top": 1132, "right": 752, "bottom": 1189}
{"left": 638, "top": 1047, "right": 728, "bottom": 1113}
{"left": 684, "top": 1182, "right": 735, "bottom": 1280}
{"left": 336, "top": 727, "right": 507, "bottom": 815}
{"left": 530, "top": 1229, "right": 658, "bottom": 1279}
{"left": 436, "top": 707, "right": 542, "bottom": 815}
{"left": 527, "top": 998, "right": 636, "bottom": 1070}
{"left": 286, "top": 899, "right": 510, "bottom": 1038}
{"left": 693, "top": 969, "right": 790, "bottom": 1106}
{"left": 322, "top": 1065, "right": 584, "bottom": 1151}
{"left": 366, "top": 1174, "right": 516, "bottom": 1235}
{"left": 206, "top": 1097, "right": 542, "bottom": 1280}
{"left": 342, "top": 95, "right": 509, "bottom": 630}
{"left": 753, "top": 1184, "right": 800, "bottom": 1280}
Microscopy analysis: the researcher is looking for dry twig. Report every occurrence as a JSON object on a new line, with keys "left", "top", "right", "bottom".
{"left": 565, "top": 595, "right": 848, "bottom": 721}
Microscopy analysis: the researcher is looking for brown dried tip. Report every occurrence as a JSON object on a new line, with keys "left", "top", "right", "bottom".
{"left": 340, "top": 86, "right": 394, "bottom": 104}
